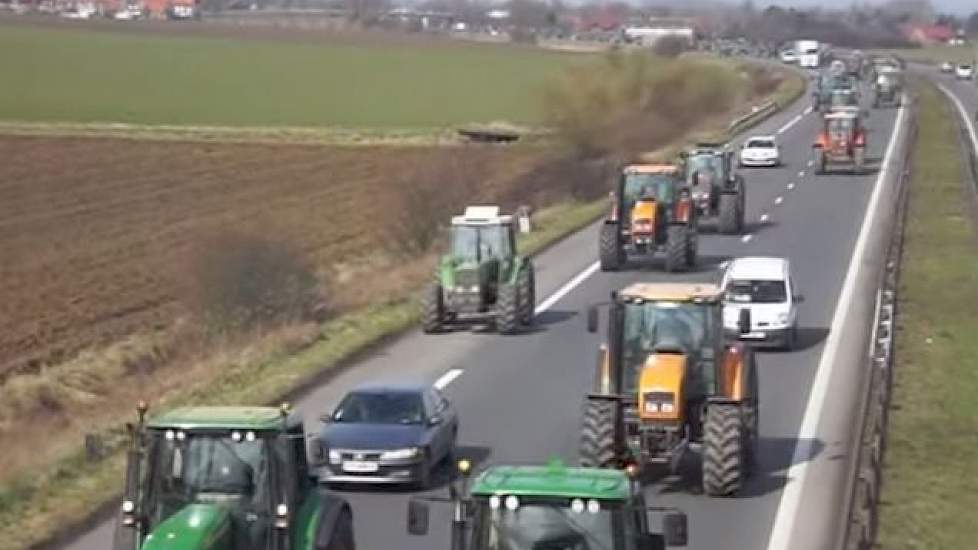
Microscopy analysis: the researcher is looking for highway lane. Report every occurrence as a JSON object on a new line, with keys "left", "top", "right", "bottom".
{"left": 60, "top": 90, "right": 906, "bottom": 550}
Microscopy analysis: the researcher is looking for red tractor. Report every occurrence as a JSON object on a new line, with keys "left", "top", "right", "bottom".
{"left": 814, "top": 108, "right": 867, "bottom": 175}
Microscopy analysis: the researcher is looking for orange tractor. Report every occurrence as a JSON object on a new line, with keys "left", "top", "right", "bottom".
{"left": 598, "top": 164, "right": 697, "bottom": 272}
{"left": 580, "top": 283, "right": 759, "bottom": 496}
{"left": 814, "top": 108, "right": 867, "bottom": 175}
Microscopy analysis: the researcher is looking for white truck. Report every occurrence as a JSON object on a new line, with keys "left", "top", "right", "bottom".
{"left": 796, "top": 39, "right": 821, "bottom": 69}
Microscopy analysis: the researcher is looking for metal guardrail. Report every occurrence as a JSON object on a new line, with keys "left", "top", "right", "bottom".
{"left": 727, "top": 99, "right": 779, "bottom": 136}
{"left": 840, "top": 92, "right": 918, "bottom": 550}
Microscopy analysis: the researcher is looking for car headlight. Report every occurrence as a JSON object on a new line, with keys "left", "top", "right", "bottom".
{"left": 380, "top": 447, "right": 420, "bottom": 460}
{"left": 328, "top": 449, "right": 342, "bottom": 465}
{"left": 777, "top": 313, "right": 790, "bottom": 325}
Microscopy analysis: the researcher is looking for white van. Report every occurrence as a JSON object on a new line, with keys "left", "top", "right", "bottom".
{"left": 719, "top": 256, "right": 803, "bottom": 350}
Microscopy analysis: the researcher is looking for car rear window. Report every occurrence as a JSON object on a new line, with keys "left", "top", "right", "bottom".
{"left": 726, "top": 279, "right": 787, "bottom": 304}
{"left": 747, "top": 139, "right": 775, "bottom": 149}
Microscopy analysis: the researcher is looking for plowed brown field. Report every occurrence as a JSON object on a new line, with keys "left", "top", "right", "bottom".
{"left": 0, "top": 135, "right": 550, "bottom": 378}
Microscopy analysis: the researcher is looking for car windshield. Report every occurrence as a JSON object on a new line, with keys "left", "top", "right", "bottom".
{"left": 451, "top": 225, "right": 510, "bottom": 261}
{"left": 472, "top": 498, "right": 636, "bottom": 550}
{"left": 726, "top": 279, "right": 787, "bottom": 304}
{"left": 621, "top": 301, "right": 709, "bottom": 394}
{"left": 746, "top": 139, "right": 774, "bottom": 149}
{"left": 333, "top": 391, "right": 425, "bottom": 424}
{"left": 141, "top": 432, "right": 271, "bottom": 540}
{"left": 622, "top": 174, "right": 676, "bottom": 206}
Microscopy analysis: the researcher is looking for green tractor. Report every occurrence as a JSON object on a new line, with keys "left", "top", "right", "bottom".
{"left": 406, "top": 458, "right": 689, "bottom": 550}
{"left": 113, "top": 403, "right": 355, "bottom": 550}
{"left": 422, "top": 206, "right": 535, "bottom": 335}
{"left": 681, "top": 143, "right": 746, "bottom": 234}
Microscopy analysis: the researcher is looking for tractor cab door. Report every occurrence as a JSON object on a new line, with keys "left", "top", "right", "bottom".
{"left": 479, "top": 224, "right": 509, "bottom": 294}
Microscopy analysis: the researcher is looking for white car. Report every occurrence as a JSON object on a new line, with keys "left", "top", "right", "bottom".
{"left": 956, "top": 64, "right": 974, "bottom": 80}
{"left": 940, "top": 61, "right": 955, "bottom": 73}
{"left": 719, "top": 256, "right": 803, "bottom": 350}
{"left": 739, "top": 136, "right": 780, "bottom": 167}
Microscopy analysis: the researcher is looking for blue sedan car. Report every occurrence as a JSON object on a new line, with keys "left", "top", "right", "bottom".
{"left": 316, "top": 382, "right": 459, "bottom": 489}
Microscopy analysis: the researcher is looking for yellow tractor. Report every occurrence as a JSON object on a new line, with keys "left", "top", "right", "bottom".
{"left": 580, "top": 283, "right": 759, "bottom": 496}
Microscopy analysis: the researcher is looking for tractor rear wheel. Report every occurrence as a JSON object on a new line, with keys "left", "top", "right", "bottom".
{"left": 702, "top": 403, "right": 748, "bottom": 496}
{"left": 854, "top": 147, "right": 865, "bottom": 175}
{"left": 817, "top": 152, "right": 828, "bottom": 174}
{"left": 421, "top": 283, "right": 444, "bottom": 334}
{"left": 685, "top": 228, "right": 698, "bottom": 268}
{"left": 518, "top": 265, "right": 535, "bottom": 326}
{"left": 718, "top": 193, "right": 741, "bottom": 234}
{"left": 497, "top": 284, "right": 520, "bottom": 335}
{"left": 599, "top": 223, "right": 623, "bottom": 271}
{"left": 664, "top": 225, "right": 688, "bottom": 272}
{"left": 580, "top": 399, "right": 621, "bottom": 468}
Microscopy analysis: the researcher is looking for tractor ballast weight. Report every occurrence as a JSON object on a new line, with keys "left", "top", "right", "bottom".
{"left": 406, "top": 458, "right": 689, "bottom": 550}
{"left": 422, "top": 205, "right": 535, "bottom": 334}
{"left": 814, "top": 109, "right": 867, "bottom": 175}
{"left": 598, "top": 165, "right": 698, "bottom": 272}
{"left": 113, "top": 403, "right": 356, "bottom": 550}
{"left": 680, "top": 143, "right": 746, "bottom": 235}
{"left": 579, "top": 284, "right": 760, "bottom": 497}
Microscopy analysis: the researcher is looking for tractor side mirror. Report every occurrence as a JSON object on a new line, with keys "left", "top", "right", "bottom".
{"left": 407, "top": 499, "right": 430, "bottom": 536}
{"left": 663, "top": 512, "right": 689, "bottom": 546}
{"left": 587, "top": 306, "right": 599, "bottom": 333}
{"left": 738, "top": 308, "right": 752, "bottom": 335}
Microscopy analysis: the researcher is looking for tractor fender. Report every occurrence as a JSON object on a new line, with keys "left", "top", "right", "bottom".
{"left": 716, "top": 344, "right": 756, "bottom": 402}
{"left": 505, "top": 256, "right": 532, "bottom": 285}
{"left": 313, "top": 491, "right": 355, "bottom": 550}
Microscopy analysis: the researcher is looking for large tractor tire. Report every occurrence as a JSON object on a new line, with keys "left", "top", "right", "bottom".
{"left": 717, "top": 193, "right": 742, "bottom": 235}
{"left": 599, "top": 223, "right": 623, "bottom": 271}
{"left": 497, "top": 284, "right": 520, "bottom": 335}
{"left": 854, "top": 147, "right": 866, "bottom": 175}
{"left": 579, "top": 399, "right": 621, "bottom": 468}
{"left": 518, "top": 265, "right": 535, "bottom": 326}
{"left": 664, "top": 225, "right": 689, "bottom": 273}
{"left": 817, "top": 152, "right": 828, "bottom": 175}
{"left": 702, "top": 403, "right": 749, "bottom": 496}
{"left": 685, "top": 228, "right": 698, "bottom": 268}
{"left": 421, "top": 283, "right": 445, "bottom": 334}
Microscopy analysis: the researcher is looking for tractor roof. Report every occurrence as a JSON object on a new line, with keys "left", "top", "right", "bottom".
{"left": 623, "top": 164, "right": 679, "bottom": 175}
{"left": 470, "top": 463, "right": 630, "bottom": 501}
{"left": 147, "top": 406, "right": 290, "bottom": 431}
{"left": 451, "top": 205, "right": 512, "bottom": 226}
{"left": 824, "top": 109, "right": 859, "bottom": 119}
{"left": 619, "top": 282, "right": 724, "bottom": 303}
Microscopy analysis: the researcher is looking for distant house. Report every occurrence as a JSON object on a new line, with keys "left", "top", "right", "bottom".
{"left": 622, "top": 17, "right": 696, "bottom": 47}
{"left": 901, "top": 23, "right": 955, "bottom": 45}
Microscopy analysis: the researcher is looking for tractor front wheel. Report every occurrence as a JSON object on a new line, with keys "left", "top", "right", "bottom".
{"left": 580, "top": 399, "right": 622, "bottom": 468}
{"left": 599, "top": 223, "right": 623, "bottom": 271}
{"left": 518, "top": 265, "right": 535, "bottom": 326}
{"left": 817, "top": 152, "right": 828, "bottom": 175}
{"left": 421, "top": 283, "right": 444, "bottom": 334}
{"left": 702, "top": 403, "right": 749, "bottom": 496}
{"left": 497, "top": 284, "right": 520, "bottom": 335}
{"left": 664, "top": 225, "right": 689, "bottom": 273}
{"left": 685, "top": 228, "right": 698, "bottom": 268}
{"left": 854, "top": 147, "right": 866, "bottom": 175}
{"left": 717, "top": 193, "right": 741, "bottom": 234}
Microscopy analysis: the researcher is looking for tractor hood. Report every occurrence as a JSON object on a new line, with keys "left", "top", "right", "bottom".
{"left": 638, "top": 353, "right": 687, "bottom": 422}
{"left": 141, "top": 503, "right": 233, "bottom": 550}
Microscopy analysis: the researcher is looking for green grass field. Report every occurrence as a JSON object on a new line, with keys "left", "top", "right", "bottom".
{"left": 876, "top": 44, "right": 977, "bottom": 66}
{"left": 0, "top": 23, "right": 585, "bottom": 128}
{"left": 876, "top": 79, "right": 978, "bottom": 549}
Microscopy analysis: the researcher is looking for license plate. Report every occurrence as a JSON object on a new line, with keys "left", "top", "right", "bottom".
{"left": 342, "top": 460, "right": 379, "bottom": 473}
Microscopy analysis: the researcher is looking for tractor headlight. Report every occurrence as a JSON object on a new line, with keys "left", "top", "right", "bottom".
{"left": 643, "top": 391, "right": 676, "bottom": 415}
{"left": 380, "top": 447, "right": 420, "bottom": 460}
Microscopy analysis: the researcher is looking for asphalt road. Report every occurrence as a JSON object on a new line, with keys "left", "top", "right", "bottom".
{"left": 61, "top": 85, "right": 909, "bottom": 550}
{"left": 929, "top": 65, "right": 978, "bottom": 161}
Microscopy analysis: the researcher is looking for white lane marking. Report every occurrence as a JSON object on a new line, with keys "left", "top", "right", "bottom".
{"left": 938, "top": 83, "right": 978, "bottom": 157}
{"left": 434, "top": 368, "right": 464, "bottom": 389}
{"left": 774, "top": 196, "right": 784, "bottom": 205}
{"left": 798, "top": 170, "right": 806, "bottom": 177}
{"left": 760, "top": 213, "right": 770, "bottom": 223}
{"left": 803, "top": 105, "right": 814, "bottom": 115}
{"left": 741, "top": 234, "right": 753, "bottom": 243}
{"left": 535, "top": 260, "right": 600, "bottom": 314}
{"left": 807, "top": 160, "right": 815, "bottom": 167}
{"left": 787, "top": 182, "right": 796, "bottom": 190}
{"left": 765, "top": 97, "right": 908, "bottom": 550}
{"left": 777, "top": 114, "right": 804, "bottom": 134}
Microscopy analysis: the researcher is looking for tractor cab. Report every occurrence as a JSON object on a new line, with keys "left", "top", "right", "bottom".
{"left": 815, "top": 110, "right": 866, "bottom": 174}
{"left": 448, "top": 206, "right": 516, "bottom": 283}
{"left": 581, "top": 283, "right": 759, "bottom": 496}
{"left": 114, "top": 404, "right": 355, "bottom": 550}
{"left": 678, "top": 143, "right": 745, "bottom": 234}
{"left": 406, "top": 458, "right": 689, "bottom": 550}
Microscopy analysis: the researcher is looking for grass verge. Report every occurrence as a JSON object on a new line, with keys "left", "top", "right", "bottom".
{"left": 876, "top": 79, "right": 978, "bottom": 548}
{"left": 874, "top": 45, "right": 977, "bottom": 66}
{"left": 0, "top": 62, "right": 803, "bottom": 550}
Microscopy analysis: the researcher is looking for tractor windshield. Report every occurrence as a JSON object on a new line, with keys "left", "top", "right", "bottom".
{"left": 685, "top": 154, "right": 721, "bottom": 181}
{"left": 140, "top": 431, "right": 272, "bottom": 542}
{"left": 451, "top": 224, "right": 511, "bottom": 262}
{"left": 622, "top": 174, "right": 676, "bottom": 209}
{"left": 620, "top": 301, "right": 711, "bottom": 394}
{"left": 470, "top": 496, "right": 637, "bottom": 550}
{"left": 828, "top": 118, "right": 853, "bottom": 136}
